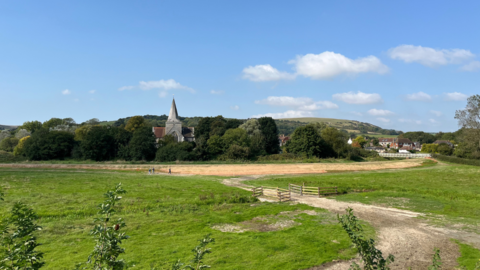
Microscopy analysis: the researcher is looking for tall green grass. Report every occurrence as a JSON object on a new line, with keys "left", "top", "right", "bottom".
{"left": 0, "top": 168, "right": 360, "bottom": 269}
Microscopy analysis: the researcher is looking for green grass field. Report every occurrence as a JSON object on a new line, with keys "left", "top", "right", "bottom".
{"left": 0, "top": 168, "right": 362, "bottom": 269}
{"left": 245, "top": 161, "right": 480, "bottom": 222}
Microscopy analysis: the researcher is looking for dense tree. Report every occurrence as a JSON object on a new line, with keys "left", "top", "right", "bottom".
{"left": 109, "top": 127, "right": 132, "bottom": 157}
{"left": 195, "top": 117, "right": 214, "bottom": 141}
{"left": 285, "top": 125, "right": 330, "bottom": 158}
{"left": 437, "top": 143, "right": 453, "bottom": 156}
{"left": 23, "top": 130, "right": 75, "bottom": 160}
{"left": 399, "top": 131, "right": 435, "bottom": 144}
{"left": 81, "top": 126, "right": 115, "bottom": 161}
{"left": 225, "top": 119, "right": 243, "bottom": 130}
{"left": 74, "top": 125, "right": 94, "bottom": 141}
{"left": 124, "top": 116, "right": 147, "bottom": 132}
{"left": 240, "top": 119, "right": 262, "bottom": 136}
{"left": 42, "top": 118, "right": 64, "bottom": 130}
{"left": 15, "top": 129, "right": 31, "bottom": 139}
{"left": 221, "top": 128, "right": 250, "bottom": 149}
{"left": 320, "top": 127, "right": 348, "bottom": 157}
{"left": 0, "top": 130, "right": 11, "bottom": 142}
{"left": 258, "top": 117, "right": 280, "bottom": 155}
{"left": 13, "top": 136, "right": 30, "bottom": 156}
{"left": 83, "top": 118, "right": 100, "bottom": 125}
{"left": 0, "top": 137, "right": 19, "bottom": 152}
{"left": 455, "top": 94, "right": 480, "bottom": 159}
{"left": 353, "top": 136, "right": 367, "bottom": 148}
{"left": 20, "top": 121, "right": 43, "bottom": 133}
{"left": 156, "top": 142, "right": 196, "bottom": 162}
{"left": 209, "top": 116, "right": 227, "bottom": 136}
{"left": 128, "top": 127, "right": 156, "bottom": 161}
{"left": 421, "top": 144, "right": 438, "bottom": 153}
{"left": 221, "top": 144, "right": 250, "bottom": 160}
{"left": 206, "top": 135, "right": 224, "bottom": 157}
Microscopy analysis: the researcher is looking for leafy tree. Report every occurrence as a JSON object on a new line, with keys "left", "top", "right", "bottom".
{"left": 399, "top": 131, "right": 435, "bottom": 144}
{"left": 42, "top": 118, "right": 64, "bottom": 130}
{"left": 156, "top": 142, "right": 196, "bottom": 162}
{"left": 320, "top": 127, "right": 348, "bottom": 157}
{"left": 0, "top": 137, "right": 19, "bottom": 152}
{"left": 455, "top": 94, "right": 480, "bottom": 159}
{"left": 13, "top": 136, "right": 30, "bottom": 156}
{"left": 87, "top": 183, "right": 128, "bottom": 270}
{"left": 15, "top": 129, "right": 31, "bottom": 139}
{"left": 195, "top": 117, "right": 214, "bottom": 141}
{"left": 0, "top": 131, "right": 11, "bottom": 142}
{"left": 285, "top": 125, "right": 331, "bottom": 158}
{"left": 84, "top": 118, "right": 100, "bottom": 125}
{"left": 249, "top": 133, "right": 266, "bottom": 156}
{"left": 222, "top": 128, "right": 250, "bottom": 150}
{"left": 124, "top": 116, "right": 147, "bottom": 132}
{"left": 209, "top": 116, "right": 227, "bottom": 136}
{"left": 421, "top": 144, "right": 438, "bottom": 153}
{"left": 225, "top": 119, "right": 243, "bottom": 130}
{"left": 354, "top": 136, "right": 367, "bottom": 148}
{"left": 351, "top": 141, "right": 362, "bottom": 148}
{"left": 338, "top": 208, "right": 394, "bottom": 270}
{"left": 206, "top": 135, "right": 224, "bottom": 157}
{"left": 129, "top": 127, "right": 156, "bottom": 161}
{"left": 23, "top": 130, "right": 75, "bottom": 160}
{"left": 0, "top": 202, "right": 44, "bottom": 269}
{"left": 20, "top": 121, "right": 43, "bottom": 133}
{"left": 75, "top": 125, "right": 95, "bottom": 141}
{"left": 81, "top": 126, "right": 115, "bottom": 161}
{"left": 239, "top": 119, "right": 262, "bottom": 136}
{"left": 220, "top": 145, "right": 250, "bottom": 160}
{"left": 437, "top": 143, "right": 453, "bottom": 156}
{"left": 109, "top": 127, "right": 133, "bottom": 159}
{"left": 172, "top": 234, "right": 215, "bottom": 270}
{"left": 258, "top": 117, "right": 280, "bottom": 155}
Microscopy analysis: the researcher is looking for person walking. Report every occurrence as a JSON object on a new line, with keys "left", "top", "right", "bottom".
{"left": 168, "top": 168, "right": 171, "bottom": 174}
{"left": 152, "top": 168, "right": 155, "bottom": 174}
{"left": 148, "top": 169, "right": 151, "bottom": 175}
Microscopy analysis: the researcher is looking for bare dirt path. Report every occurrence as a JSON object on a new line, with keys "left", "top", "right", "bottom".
{"left": 0, "top": 159, "right": 424, "bottom": 176}
{"left": 223, "top": 176, "right": 480, "bottom": 270}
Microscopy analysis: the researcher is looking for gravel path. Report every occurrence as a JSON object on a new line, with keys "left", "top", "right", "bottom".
{"left": 223, "top": 176, "right": 480, "bottom": 270}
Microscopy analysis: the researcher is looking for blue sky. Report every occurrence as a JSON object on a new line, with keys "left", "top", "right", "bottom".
{"left": 1, "top": 1, "right": 479, "bottom": 132}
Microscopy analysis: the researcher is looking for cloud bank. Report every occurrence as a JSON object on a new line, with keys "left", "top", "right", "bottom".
{"left": 332, "top": 91, "right": 383, "bottom": 104}
{"left": 388, "top": 45, "right": 475, "bottom": 67}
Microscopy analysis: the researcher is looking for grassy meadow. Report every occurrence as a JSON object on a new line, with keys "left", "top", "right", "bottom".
{"left": 246, "top": 161, "right": 480, "bottom": 222}
{"left": 0, "top": 168, "right": 361, "bottom": 269}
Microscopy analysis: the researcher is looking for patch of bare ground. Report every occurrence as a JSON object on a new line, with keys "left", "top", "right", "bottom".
{"left": 223, "top": 176, "right": 480, "bottom": 270}
{"left": 0, "top": 159, "right": 424, "bottom": 176}
{"left": 211, "top": 209, "right": 324, "bottom": 233}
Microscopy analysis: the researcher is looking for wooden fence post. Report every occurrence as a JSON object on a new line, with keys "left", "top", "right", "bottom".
{"left": 261, "top": 186, "right": 263, "bottom": 196}
{"left": 300, "top": 185, "right": 303, "bottom": 196}
{"left": 335, "top": 186, "right": 337, "bottom": 194}
{"left": 318, "top": 187, "right": 321, "bottom": 198}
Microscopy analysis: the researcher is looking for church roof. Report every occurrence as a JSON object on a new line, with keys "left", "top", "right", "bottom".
{"left": 167, "top": 98, "right": 180, "bottom": 122}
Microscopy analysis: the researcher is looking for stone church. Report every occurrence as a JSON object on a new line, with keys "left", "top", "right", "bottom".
{"left": 153, "top": 98, "right": 195, "bottom": 142}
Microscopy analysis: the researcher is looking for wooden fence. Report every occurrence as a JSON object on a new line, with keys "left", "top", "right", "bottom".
{"left": 252, "top": 183, "right": 337, "bottom": 201}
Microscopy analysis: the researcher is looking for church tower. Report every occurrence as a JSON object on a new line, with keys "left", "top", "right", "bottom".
{"left": 165, "top": 98, "right": 184, "bottom": 142}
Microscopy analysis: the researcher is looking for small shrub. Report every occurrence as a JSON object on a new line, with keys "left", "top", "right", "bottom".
{"left": 172, "top": 234, "right": 215, "bottom": 270}
{"left": 428, "top": 248, "right": 442, "bottom": 270}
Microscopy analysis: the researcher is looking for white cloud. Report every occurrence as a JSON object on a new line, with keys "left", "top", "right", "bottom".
{"left": 430, "top": 110, "right": 443, "bottom": 117}
{"left": 252, "top": 110, "right": 314, "bottom": 119}
{"left": 119, "top": 79, "right": 194, "bottom": 98}
{"left": 429, "top": 119, "right": 439, "bottom": 124}
{"left": 444, "top": 92, "right": 468, "bottom": 101}
{"left": 255, "top": 96, "right": 338, "bottom": 110}
{"left": 461, "top": 61, "right": 480, "bottom": 72}
{"left": 89, "top": 90, "right": 96, "bottom": 94}
{"left": 376, "top": 117, "right": 390, "bottom": 123}
{"left": 242, "top": 64, "right": 295, "bottom": 82}
{"left": 332, "top": 91, "right": 383, "bottom": 104}
{"left": 368, "top": 109, "right": 394, "bottom": 116}
{"left": 230, "top": 105, "right": 240, "bottom": 110}
{"left": 210, "top": 90, "right": 224, "bottom": 95}
{"left": 289, "top": 52, "right": 389, "bottom": 79}
{"left": 388, "top": 45, "right": 475, "bottom": 67}
{"left": 62, "top": 89, "right": 71, "bottom": 95}
{"left": 405, "top": 91, "right": 432, "bottom": 101}
{"left": 351, "top": 111, "right": 363, "bottom": 116}
{"left": 398, "top": 119, "right": 422, "bottom": 124}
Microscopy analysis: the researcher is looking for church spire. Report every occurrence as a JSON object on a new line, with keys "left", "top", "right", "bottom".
{"left": 167, "top": 97, "right": 179, "bottom": 122}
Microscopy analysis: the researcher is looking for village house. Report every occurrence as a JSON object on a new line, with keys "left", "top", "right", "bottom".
{"left": 152, "top": 98, "right": 195, "bottom": 143}
{"left": 378, "top": 137, "right": 414, "bottom": 149}
{"left": 278, "top": 134, "right": 290, "bottom": 146}
{"left": 433, "top": 140, "right": 454, "bottom": 148}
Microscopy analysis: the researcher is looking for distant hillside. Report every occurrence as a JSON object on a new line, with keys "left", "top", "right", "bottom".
{"left": 0, "top": 125, "right": 18, "bottom": 131}
{"left": 275, "top": 117, "right": 401, "bottom": 136}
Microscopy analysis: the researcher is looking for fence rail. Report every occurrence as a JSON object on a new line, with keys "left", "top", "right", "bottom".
{"left": 379, "top": 153, "right": 431, "bottom": 158}
{"left": 252, "top": 183, "right": 338, "bottom": 201}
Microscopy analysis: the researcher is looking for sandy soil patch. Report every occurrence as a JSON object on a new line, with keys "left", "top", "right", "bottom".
{"left": 0, "top": 159, "right": 424, "bottom": 176}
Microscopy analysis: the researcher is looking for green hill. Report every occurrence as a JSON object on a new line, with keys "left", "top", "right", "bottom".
{"left": 275, "top": 117, "right": 400, "bottom": 136}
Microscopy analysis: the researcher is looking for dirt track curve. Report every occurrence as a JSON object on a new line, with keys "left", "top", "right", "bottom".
{"left": 223, "top": 176, "right": 480, "bottom": 270}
